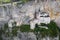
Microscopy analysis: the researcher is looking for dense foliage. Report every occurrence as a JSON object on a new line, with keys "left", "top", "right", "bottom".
{"left": 0, "top": 28, "right": 3, "bottom": 40}
{"left": 20, "top": 24, "right": 30, "bottom": 32}
{"left": 47, "top": 21, "right": 59, "bottom": 37}
{"left": 39, "top": 21, "right": 59, "bottom": 37}
{"left": 12, "top": 27, "right": 19, "bottom": 36}
{"left": 0, "top": 20, "right": 59, "bottom": 40}
{"left": 11, "top": 21, "right": 19, "bottom": 36}
{"left": 0, "top": 0, "right": 29, "bottom": 3}
{"left": 0, "top": 0, "right": 10, "bottom": 3}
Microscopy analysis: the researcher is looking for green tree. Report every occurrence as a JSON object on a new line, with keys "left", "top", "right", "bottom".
{"left": 40, "top": 23, "right": 49, "bottom": 37}
{"left": 34, "top": 24, "right": 40, "bottom": 40}
{"left": 29, "top": 23, "right": 48, "bottom": 40}
{"left": 47, "top": 21, "right": 59, "bottom": 37}
{"left": 4, "top": 23, "right": 8, "bottom": 31}
{"left": 0, "top": 0, "right": 2, "bottom": 4}
{"left": 2, "top": 0, "right": 10, "bottom": 3}
{"left": 0, "top": 0, "right": 10, "bottom": 4}
{"left": 12, "top": 27, "right": 19, "bottom": 36}
{"left": 3, "top": 23, "right": 10, "bottom": 37}
{"left": 21, "top": 0, "right": 29, "bottom": 3}
{"left": 11, "top": 21, "right": 19, "bottom": 36}
{"left": 20, "top": 24, "right": 30, "bottom": 40}
{"left": 0, "top": 23, "right": 9, "bottom": 40}
{"left": 58, "top": 28, "right": 60, "bottom": 40}
{"left": 0, "top": 28, "right": 3, "bottom": 40}
{"left": 34, "top": 21, "right": 59, "bottom": 40}
{"left": 20, "top": 24, "right": 30, "bottom": 32}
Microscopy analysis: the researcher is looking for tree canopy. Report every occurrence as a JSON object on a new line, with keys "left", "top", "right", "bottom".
{"left": 20, "top": 24, "right": 30, "bottom": 32}
{"left": 0, "top": 0, "right": 29, "bottom": 3}
{"left": 0, "top": 0, "right": 10, "bottom": 3}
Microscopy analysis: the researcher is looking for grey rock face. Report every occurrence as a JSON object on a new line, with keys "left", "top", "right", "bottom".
{"left": 0, "top": 1, "right": 60, "bottom": 40}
